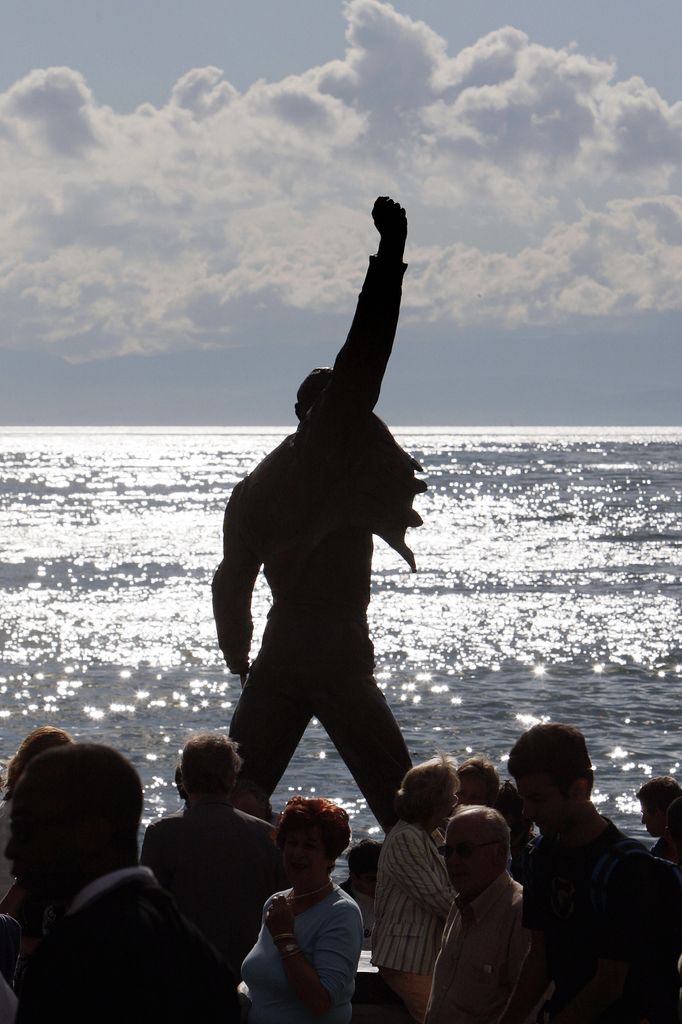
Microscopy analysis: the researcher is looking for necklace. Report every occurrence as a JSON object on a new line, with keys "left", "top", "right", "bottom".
{"left": 288, "top": 880, "right": 333, "bottom": 901}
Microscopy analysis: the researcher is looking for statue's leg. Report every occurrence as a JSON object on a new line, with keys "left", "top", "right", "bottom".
{"left": 313, "top": 672, "right": 412, "bottom": 831}
{"left": 228, "top": 659, "right": 312, "bottom": 798}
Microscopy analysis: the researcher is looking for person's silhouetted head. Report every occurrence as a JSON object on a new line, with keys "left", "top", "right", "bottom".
{"left": 7, "top": 743, "right": 142, "bottom": 904}
{"left": 347, "top": 838, "right": 382, "bottom": 876}
{"left": 508, "top": 724, "right": 593, "bottom": 798}
{"left": 295, "top": 367, "right": 333, "bottom": 421}
{"left": 457, "top": 756, "right": 500, "bottom": 807}
{"left": 180, "top": 733, "right": 242, "bottom": 798}
{"left": 230, "top": 778, "right": 273, "bottom": 821}
{"left": 395, "top": 754, "right": 459, "bottom": 831}
{"left": 346, "top": 838, "right": 382, "bottom": 899}
{"left": 441, "top": 806, "right": 510, "bottom": 902}
{"left": 2, "top": 725, "right": 73, "bottom": 800}
{"left": 507, "top": 724, "right": 595, "bottom": 838}
{"left": 275, "top": 796, "right": 351, "bottom": 864}
{"left": 637, "top": 776, "right": 682, "bottom": 838}
{"left": 495, "top": 779, "right": 533, "bottom": 849}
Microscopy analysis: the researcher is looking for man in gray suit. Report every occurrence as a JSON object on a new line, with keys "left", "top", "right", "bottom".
{"left": 141, "top": 732, "right": 286, "bottom": 974}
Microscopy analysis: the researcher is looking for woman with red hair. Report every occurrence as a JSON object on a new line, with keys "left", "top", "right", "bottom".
{"left": 241, "top": 796, "right": 362, "bottom": 1023}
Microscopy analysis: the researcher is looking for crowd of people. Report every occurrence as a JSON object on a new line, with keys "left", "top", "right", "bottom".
{"left": 0, "top": 722, "right": 679, "bottom": 1023}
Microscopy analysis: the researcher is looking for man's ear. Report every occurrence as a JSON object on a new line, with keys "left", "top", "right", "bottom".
{"left": 568, "top": 777, "right": 591, "bottom": 801}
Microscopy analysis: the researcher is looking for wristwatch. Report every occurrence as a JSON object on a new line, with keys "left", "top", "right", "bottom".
{"left": 278, "top": 941, "right": 299, "bottom": 956}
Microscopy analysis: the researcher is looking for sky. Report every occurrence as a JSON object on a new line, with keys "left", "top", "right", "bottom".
{"left": 1, "top": 0, "right": 681, "bottom": 425}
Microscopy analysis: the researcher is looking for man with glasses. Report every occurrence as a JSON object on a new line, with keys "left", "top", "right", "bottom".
{"left": 426, "top": 806, "right": 532, "bottom": 1024}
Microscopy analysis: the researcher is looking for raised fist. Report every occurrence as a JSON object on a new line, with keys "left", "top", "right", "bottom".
{"left": 372, "top": 196, "right": 407, "bottom": 246}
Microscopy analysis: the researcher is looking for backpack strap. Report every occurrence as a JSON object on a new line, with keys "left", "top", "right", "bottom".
{"left": 589, "top": 838, "right": 647, "bottom": 915}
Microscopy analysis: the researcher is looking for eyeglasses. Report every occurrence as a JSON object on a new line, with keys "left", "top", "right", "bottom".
{"left": 438, "top": 840, "right": 500, "bottom": 859}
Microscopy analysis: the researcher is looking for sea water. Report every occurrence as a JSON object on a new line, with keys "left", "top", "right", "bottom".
{"left": 0, "top": 426, "right": 680, "bottom": 841}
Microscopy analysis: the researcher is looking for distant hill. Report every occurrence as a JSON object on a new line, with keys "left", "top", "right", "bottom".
{"left": 1, "top": 321, "right": 680, "bottom": 426}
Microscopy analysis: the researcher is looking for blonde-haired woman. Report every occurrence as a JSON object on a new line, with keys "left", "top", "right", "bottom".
{"left": 371, "top": 755, "right": 458, "bottom": 1023}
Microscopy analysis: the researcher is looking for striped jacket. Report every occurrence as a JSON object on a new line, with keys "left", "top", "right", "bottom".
{"left": 371, "top": 819, "right": 456, "bottom": 974}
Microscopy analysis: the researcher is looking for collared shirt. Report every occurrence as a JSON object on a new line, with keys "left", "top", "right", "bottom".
{"left": 68, "top": 867, "right": 155, "bottom": 915}
{"left": 426, "top": 871, "right": 530, "bottom": 1024}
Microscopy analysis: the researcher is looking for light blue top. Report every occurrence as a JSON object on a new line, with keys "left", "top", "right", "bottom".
{"left": 241, "top": 886, "right": 363, "bottom": 1024}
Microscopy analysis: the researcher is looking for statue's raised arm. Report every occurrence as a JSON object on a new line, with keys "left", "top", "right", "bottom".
{"left": 312, "top": 197, "right": 408, "bottom": 420}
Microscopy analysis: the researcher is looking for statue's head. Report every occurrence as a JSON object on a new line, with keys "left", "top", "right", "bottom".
{"left": 295, "top": 367, "right": 333, "bottom": 421}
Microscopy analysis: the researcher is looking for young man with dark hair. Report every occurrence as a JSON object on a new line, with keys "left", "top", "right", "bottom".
{"left": 637, "top": 775, "right": 682, "bottom": 861}
{"left": 499, "top": 723, "right": 678, "bottom": 1024}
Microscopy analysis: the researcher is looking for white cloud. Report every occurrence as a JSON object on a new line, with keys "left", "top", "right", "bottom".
{"left": 408, "top": 195, "right": 682, "bottom": 326}
{"left": 0, "top": 0, "right": 681, "bottom": 360}
{"left": 318, "top": 0, "right": 447, "bottom": 140}
{"left": 170, "top": 67, "right": 238, "bottom": 118}
{"left": 2, "top": 66, "right": 100, "bottom": 155}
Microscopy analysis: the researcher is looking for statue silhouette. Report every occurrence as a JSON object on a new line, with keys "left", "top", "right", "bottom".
{"left": 212, "top": 197, "right": 426, "bottom": 829}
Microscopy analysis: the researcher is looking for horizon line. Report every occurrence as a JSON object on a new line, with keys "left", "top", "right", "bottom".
{"left": 1, "top": 424, "right": 681, "bottom": 433}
